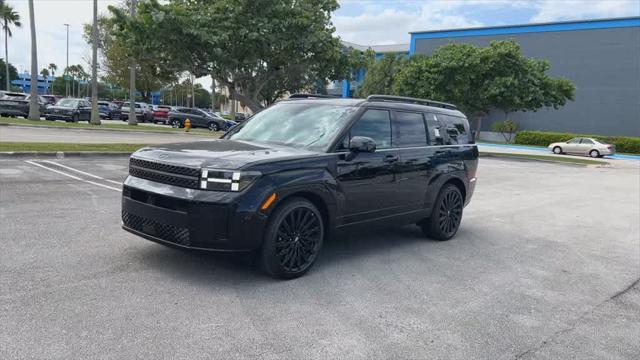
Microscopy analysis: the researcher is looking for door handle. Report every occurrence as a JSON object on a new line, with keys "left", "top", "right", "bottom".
{"left": 383, "top": 154, "right": 399, "bottom": 163}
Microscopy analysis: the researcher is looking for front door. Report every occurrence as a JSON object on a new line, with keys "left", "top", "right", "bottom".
{"left": 336, "top": 109, "right": 402, "bottom": 225}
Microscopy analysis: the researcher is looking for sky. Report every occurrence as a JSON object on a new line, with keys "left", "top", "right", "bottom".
{"left": 4, "top": 0, "right": 640, "bottom": 88}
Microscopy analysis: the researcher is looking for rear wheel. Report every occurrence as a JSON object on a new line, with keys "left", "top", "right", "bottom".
{"left": 171, "top": 119, "right": 182, "bottom": 128}
{"left": 422, "top": 184, "right": 463, "bottom": 241}
{"left": 260, "top": 198, "right": 324, "bottom": 279}
{"left": 553, "top": 146, "right": 562, "bottom": 154}
{"left": 72, "top": 114, "right": 79, "bottom": 123}
{"left": 589, "top": 149, "right": 600, "bottom": 158}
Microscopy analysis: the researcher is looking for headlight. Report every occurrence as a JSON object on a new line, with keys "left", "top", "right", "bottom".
{"left": 200, "top": 169, "right": 261, "bottom": 192}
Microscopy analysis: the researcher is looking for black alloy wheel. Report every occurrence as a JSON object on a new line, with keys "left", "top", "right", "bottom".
{"left": 260, "top": 198, "right": 324, "bottom": 279}
{"left": 208, "top": 122, "right": 219, "bottom": 131}
{"left": 171, "top": 119, "right": 182, "bottom": 128}
{"left": 422, "top": 184, "right": 463, "bottom": 241}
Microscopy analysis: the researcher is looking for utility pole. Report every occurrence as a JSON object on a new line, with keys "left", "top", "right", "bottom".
{"left": 89, "top": 0, "right": 100, "bottom": 125}
{"left": 64, "top": 24, "right": 69, "bottom": 97}
{"left": 128, "top": 0, "right": 137, "bottom": 125}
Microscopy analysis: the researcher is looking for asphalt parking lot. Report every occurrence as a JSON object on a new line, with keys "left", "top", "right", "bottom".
{"left": 1, "top": 156, "right": 638, "bottom": 359}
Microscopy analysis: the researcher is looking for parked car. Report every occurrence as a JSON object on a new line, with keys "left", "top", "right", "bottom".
{"left": 168, "top": 107, "right": 228, "bottom": 131}
{"left": 203, "top": 109, "right": 237, "bottom": 129}
{"left": 548, "top": 137, "right": 615, "bottom": 158}
{"left": 122, "top": 94, "right": 478, "bottom": 278}
{"left": 41, "top": 95, "right": 60, "bottom": 106}
{"left": 0, "top": 92, "right": 48, "bottom": 118}
{"left": 120, "top": 102, "right": 153, "bottom": 122}
{"left": 234, "top": 111, "right": 249, "bottom": 122}
{"left": 96, "top": 101, "right": 120, "bottom": 120}
{"left": 153, "top": 105, "right": 172, "bottom": 124}
{"left": 44, "top": 98, "right": 92, "bottom": 122}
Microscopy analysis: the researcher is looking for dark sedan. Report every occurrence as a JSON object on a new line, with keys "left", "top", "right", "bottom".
{"left": 45, "top": 98, "right": 92, "bottom": 122}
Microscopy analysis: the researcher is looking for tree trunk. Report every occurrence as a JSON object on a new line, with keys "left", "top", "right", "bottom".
{"left": 128, "top": 0, "right": 137, "bottom": 125}
{"left": 228, "top": 85, "right": 263, "bottom": 113}
{"left": 5, "top": 22, "right": 10, "bottom": 91}
{"left": 89, "top": 0, "right": 100, "bottom": 125}
{"left": 27, "top": 0, "right": 39, "bottom": 120}
{"left": 473, "top": 113, "right": 485, "bottom": 142}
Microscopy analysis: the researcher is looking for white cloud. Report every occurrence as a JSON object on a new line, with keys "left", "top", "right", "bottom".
{"left": 531, "top": 0, "right": 640, "bottom": 22}
{"left": 5, "top": 0, "right": 120, "bottom": 75}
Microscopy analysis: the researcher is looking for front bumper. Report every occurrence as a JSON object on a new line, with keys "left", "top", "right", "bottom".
{"left": 46, "top": 113, "right": 74, "bottom": 120}
{"left": 121, "top": 176, "right": 268, "bottom": 252}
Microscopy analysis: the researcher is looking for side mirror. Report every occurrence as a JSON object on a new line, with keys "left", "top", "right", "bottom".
{"left": 349, "top": 136, "right": 376, "bottom": 153}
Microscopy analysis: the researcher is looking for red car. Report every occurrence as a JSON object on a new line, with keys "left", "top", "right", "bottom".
{"left": 153, "top": 105, "right": 172, "bottom": 124}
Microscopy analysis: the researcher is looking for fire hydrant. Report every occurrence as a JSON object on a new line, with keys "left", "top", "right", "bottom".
{"left": 184, "top": 118, "right": 191, "bottom": 132}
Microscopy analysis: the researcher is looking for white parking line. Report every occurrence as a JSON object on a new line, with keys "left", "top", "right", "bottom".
{"left": 25, "top": 160, "right": 122, "bottom": 192}
{"left": 42, "top": 160, "right": 122, "bottom": 185}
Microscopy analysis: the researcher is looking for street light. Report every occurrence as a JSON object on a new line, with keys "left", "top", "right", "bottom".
{"left": 64, "top": 23, "right": 69, "bottom": 97}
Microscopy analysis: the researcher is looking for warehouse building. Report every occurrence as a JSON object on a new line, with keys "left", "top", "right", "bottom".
{"left": 409, "top": 17, "right": 640, "bottom": 137}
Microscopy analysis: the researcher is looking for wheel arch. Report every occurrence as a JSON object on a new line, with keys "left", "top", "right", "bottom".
{"left": 443, "top": 177, "right": 466, "bottom": 203}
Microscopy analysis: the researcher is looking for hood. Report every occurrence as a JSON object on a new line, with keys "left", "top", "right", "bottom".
{"left": 48, "top": 104, "right": 75, "bottom": 110}
{"left": 132, "top": 139, "right": 319, "bottom": 170}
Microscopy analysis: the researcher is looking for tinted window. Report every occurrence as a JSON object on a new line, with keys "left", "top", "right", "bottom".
{"left": 581, "top": 138, "right": 594, "bottom": 144}
{"left": 350, "top": 109, "right": 391, "bottom": 149}
{"left": 567, "top": 138, "right": 581, "bottom": 144}
{"left": 425, "top": 113, "right": 444, "bottom": 145}
{"left": 392, "top": 111, "right": 427, "bottom": 147}
{"left": 438, "top": 114, "right": 470, "bottom": 145}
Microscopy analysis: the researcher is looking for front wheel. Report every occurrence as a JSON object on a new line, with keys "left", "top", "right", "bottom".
{"left": 171, "top": 119, "right": 182, "bottom": 128}
{"left": 208, "top": 122, "right": 219, "bottom": 132}
{"left": 260, "top": 198, "right": 324, "bottom": 279}
{"left": 422, "top": 184, "right": 464, "bottom": 241}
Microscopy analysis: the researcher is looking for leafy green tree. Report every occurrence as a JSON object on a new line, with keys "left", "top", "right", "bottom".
{"left": 1, "top": 1, "right": 21, "bottom": 91}
{"left": 109, "top": 0, "right": 353, "bottom": 112}
{"left": 394, "top": 41, "right": 575, "bottom": 138}
{"left": 0, "top": 57, "right": 17, "bottom": 90}
{"left": 491, "top": 119, "right": 519, "bottom": 142}
{"left": 357, "top": 52, "right": 407, "bottom": 97}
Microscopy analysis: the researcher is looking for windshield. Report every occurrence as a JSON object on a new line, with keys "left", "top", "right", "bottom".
{"left": 57, "top": 99, "right": 79, "bottom": 108}
{"left": 227, "top": 102, "right": 356, "bottom": 151}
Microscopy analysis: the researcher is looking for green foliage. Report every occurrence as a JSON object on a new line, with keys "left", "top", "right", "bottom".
{"left": 108, "top": 0, "right": 351, "bottom": 111}
{"left": 491, "top": 119, "right": 519, "bottom": 142}
{"left": 515, "top": 130, "right": 640, "bottom": 154}
{"left": 357, "top": 53, "right": 407, "bottom": 97}
{"left": 0, "top": 2, "right": 22, "bottom": 36}
{"left": 0, "top": 58, "right": 17, "bottom": 90}
{"left": 394, "top": 41, "right": 576, "bottom": 136}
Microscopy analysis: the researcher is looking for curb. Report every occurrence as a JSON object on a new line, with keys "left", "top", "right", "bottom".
{"left": 479, "top": 151, "right": 609, "bottom": 167}
{"left": 0, "top": 122, "right": 216, "bottom": 136}
{"left": 0, "top": 151, "right": 132, "bottom": 159}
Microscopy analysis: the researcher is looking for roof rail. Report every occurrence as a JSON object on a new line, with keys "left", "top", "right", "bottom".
{"left": 366, "top": 95, "right": 458, "bottom": 110}
{"left": 289, "top": 93, "right": 341, "bottom": 99}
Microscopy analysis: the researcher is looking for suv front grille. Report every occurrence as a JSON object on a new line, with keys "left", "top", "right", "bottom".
{"left": 129, "top": 157, "right": 200, "bottom": 189}
{"left": 122, "top": 211, "right": 190, "bottom": 246}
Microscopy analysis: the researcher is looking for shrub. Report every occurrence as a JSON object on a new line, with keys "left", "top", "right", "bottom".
{"left": 491, "top": 119, "right": 519, "bottom": 142}
{"left": 514, "top": 131, "right": 640, "bottom": 154}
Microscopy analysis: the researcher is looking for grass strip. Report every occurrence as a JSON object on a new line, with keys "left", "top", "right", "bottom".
{"left": 480, "top": 151, "right": 607, "bottom": 165}
{"left": 0, "top": 142, "right": 147, "bottom": 152}
{"left": 0, "top": 117, "right": 215, "bottom": 135}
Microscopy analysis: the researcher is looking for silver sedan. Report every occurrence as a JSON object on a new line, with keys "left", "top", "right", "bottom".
{"left": 548, "top": 137, "right": 615, "bottom": 158}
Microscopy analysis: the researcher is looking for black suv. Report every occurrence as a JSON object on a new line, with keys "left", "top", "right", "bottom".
{"left": 122, "top": 95, "right": 478, "bottom": 278}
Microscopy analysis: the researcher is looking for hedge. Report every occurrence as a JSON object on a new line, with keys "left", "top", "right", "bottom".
{"left": 514, "top": 131, "right": 640, "bottom": 154}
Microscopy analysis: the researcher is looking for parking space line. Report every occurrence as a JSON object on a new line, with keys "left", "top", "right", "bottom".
{"left": 24, "top": 161, "right": 122, "bottom": 192}
{"left": 42, "top": 160, "right": 122, "bottom": 185}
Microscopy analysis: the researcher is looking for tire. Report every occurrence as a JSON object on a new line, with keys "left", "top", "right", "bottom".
{"left": 589, "top": 149, "right": 600, "bottom": 158}
{"left": 260, "top": 198, "right": 324, "bottom": 279}
{"left": 421, "top": 184, "right": 464, "bottom": 241}
{"left": 72, "top": 114, "right": 79, "bottom": 123}
{"left": 171, "top": 119, "right": 182, "bottom": 128}
{"left": 208, "top": 122, "right": 219, "bottom": 132}
{"left": 553, "top": 146, "right": 562, "bottom": 154}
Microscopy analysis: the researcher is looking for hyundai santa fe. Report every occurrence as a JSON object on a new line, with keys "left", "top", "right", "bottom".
{"left": 122, "top": 94, "right": 479, "bottom": 279}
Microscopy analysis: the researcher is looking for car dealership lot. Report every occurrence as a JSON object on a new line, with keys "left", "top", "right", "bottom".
{"left": 1, "top": 157, "right": 638, "bottom": 359}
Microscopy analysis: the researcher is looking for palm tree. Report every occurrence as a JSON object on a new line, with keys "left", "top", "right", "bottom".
{"left": 27, "top": 0, "right": 38, "bottom": 120}
{"left": 1, "top": 1, "right": 21, "bottom": 91}
{"left": 89, "top": 0, "right": 100, "bottom": 124}
{"left": 48, "top": 63, "right": 57, "bottom": 94}
{"left": 40, "top": 68, "right": 49, "bottom": 94}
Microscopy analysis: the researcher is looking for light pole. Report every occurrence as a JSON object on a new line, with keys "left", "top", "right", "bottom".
{"left": 64, "top": 23, "right": 69, "bottom": 97}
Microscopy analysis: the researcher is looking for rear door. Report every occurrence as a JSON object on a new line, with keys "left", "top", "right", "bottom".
{"left": 578, "top": 138, "right": 594, "bottom": 154}
{"left": 335, "top": 109, "right": 402, "bottom": 224}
